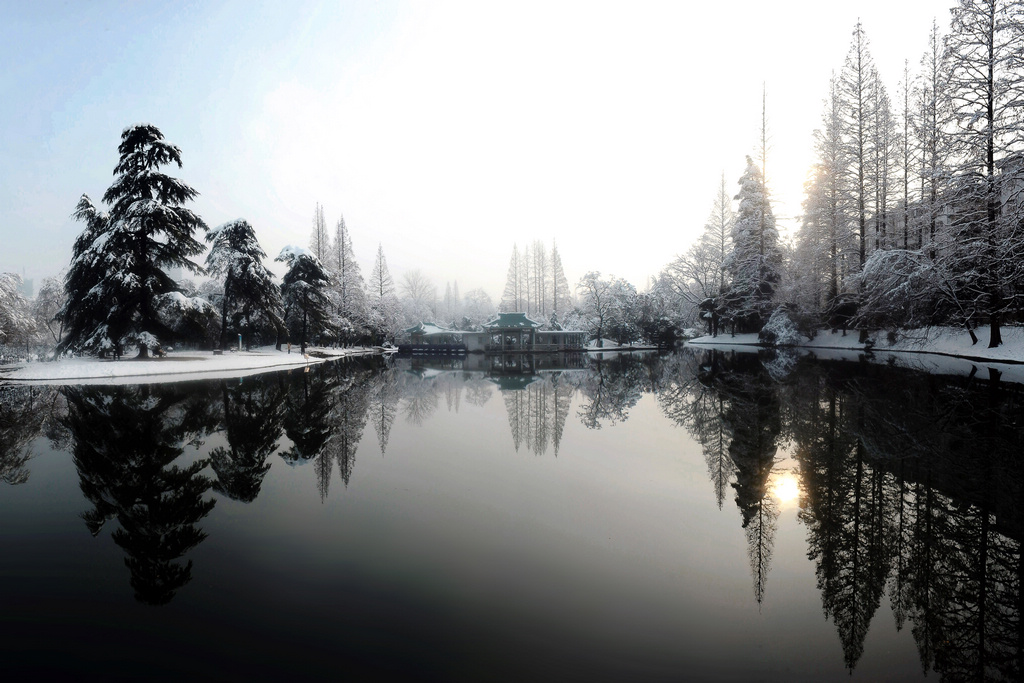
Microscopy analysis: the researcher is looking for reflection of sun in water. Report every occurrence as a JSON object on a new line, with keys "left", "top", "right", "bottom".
{"left": 771, "top": 472, "right": 801, "bottom": 508}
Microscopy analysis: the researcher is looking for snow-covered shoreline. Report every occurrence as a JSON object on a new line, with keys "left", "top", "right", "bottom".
{"left": 0, "top": 346, "right": 387, "bottom": 386}
{"left": 687, "top": 326, "right": 1024, "bottom": 364}
{"left": 687, "top": 327, "right": 1024, "bottom": 384}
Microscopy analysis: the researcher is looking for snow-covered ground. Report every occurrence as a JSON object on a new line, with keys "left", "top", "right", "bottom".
{"left": 0, "top": 346, "right": 387, "bottom": 386}
{"left": 688, "top": 326, "right": 1024, "bottom": 383}
{"left": 689, "top": 326, "right": 1024, "bottom": 362}
{"left": 586, "top": 339, "right": 658, "bottom": 352}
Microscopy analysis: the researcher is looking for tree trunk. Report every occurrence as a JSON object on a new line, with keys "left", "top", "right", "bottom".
{"left": 301, "top": 299, "right": 308, "bottom": 353}
{"left": 988, "top": 308, "right": 1001, "bottom": 348}
{"left": 965, "top": 322, "right": 978, "bottom": 346}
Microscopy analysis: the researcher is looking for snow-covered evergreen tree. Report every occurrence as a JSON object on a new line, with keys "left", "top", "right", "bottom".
{"left": 330, "top": 215, "right": 367, "bottom": 345}
{"left": 277, "top": 246, "right": 331, "bottom": 353}
{"left": 57, "top": 195, "right": 112, "bottom": 355}
{"left": 205, "top": 219, "right": 284, "bottom": 350}
{"left": 366, "top": 244, "right": 401, "bottom": 343}
{"left": 58, "top": 125, "right": 207, "bottom": 358}
{"left": 723, "top": 156, "right": 782, "bottom": 333}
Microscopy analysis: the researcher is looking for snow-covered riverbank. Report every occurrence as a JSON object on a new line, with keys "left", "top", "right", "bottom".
{"left": 688, "top": 326, "right": 1024, "bottom": 384}
{"left": 0, "top": 346, "right": 387, "bottom": 386}
{"left": 688, "top": 326, "right": 1024, "bottom": 364}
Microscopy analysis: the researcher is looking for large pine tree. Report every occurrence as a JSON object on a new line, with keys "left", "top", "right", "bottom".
{"left": 59, "top": 124, "right": 207, "bottom": 357}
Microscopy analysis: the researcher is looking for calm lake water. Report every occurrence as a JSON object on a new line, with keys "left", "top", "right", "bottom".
{"left": 1, "top": 349, "right": 1021, "bottom": 681}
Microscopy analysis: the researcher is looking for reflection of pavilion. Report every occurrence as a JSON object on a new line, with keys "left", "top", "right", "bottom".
{"left": 405, "top": 352, "right": 587, "bottom": 376}
{"left": 402, "top": 313, "right": 585, "bottom": 354}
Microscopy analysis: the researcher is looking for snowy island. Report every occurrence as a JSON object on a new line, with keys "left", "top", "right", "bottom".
{"left": 0, "top": 346, "right": 387, "bottom": 386}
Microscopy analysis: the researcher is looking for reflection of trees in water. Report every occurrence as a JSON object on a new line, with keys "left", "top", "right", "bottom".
{"left": 369, "top": 367, "right": 402, "bottom": 455}
{"left": 401, "top": 375, "right": 439, "bottom": 426}
{"left": 280, "top": 360, "right": 377, "bottom": 501}
{"left": 65, "top": 384, "right": 216, "bottom": 605}
{"left": 0, "top": 385, "right": 63, "bottom": 485}
{"left": 706, "top": 352, "right": 783, "bottom": 605}
{"left": 281, "top": 370, "right": 334, "bottom": 466}
{"left": 784, "top": 359, "right": 1023, "bottom": 679}
{"left": 661, "top": 351, "right": 782, "bottom": 602}
{"left": 666, "top": 349, "right": 1024, "bottom": 677}
{"left": 658, "top": 352, "right": 735, "bottom": 509}
{"left": 576, "top": 355, "right": 646, "bottom": 430}
{"left": 321, "top": 361, "right": 373, "bottom": 493}
{"left": 502, "top": 375, "right": 574, "bottom": 456}
{"left": 209, "top": 376, "right": 285, "bottom": 503}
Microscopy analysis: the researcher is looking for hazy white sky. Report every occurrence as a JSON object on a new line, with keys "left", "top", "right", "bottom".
{"left": 1, "top": 0, "right": 954, "bottom": 301}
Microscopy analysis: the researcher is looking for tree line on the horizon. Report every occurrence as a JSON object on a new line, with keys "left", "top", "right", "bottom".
{"left": 662, "top": 0, "right": 1024, "bottom": 348}
{"left": 4, "top": 0, "right": 1022, "bottom": 359}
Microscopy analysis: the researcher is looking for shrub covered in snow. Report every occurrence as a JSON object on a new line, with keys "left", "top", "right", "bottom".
{"left": 758, "top": 308, "right": 802, "bottom": 346}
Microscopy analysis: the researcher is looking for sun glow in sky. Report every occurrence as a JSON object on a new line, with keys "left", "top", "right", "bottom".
{"left": 1, "top": 1, "right": 953, "bottom": 300}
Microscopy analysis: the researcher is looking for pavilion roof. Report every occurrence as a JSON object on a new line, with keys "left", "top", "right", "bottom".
{"left": 482, "top": 313, "right": 542, "bottom": 329}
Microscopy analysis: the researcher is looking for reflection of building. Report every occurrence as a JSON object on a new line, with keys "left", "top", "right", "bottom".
{"left": 406, "top": 352, "right": 587, "bottom": 375}
{"left": 401, "top": 313, "right": 585, "bottom": 354}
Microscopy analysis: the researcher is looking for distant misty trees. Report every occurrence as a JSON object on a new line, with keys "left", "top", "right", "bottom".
{"left": 499, "top": 240, "right": 572, "bottom": 323}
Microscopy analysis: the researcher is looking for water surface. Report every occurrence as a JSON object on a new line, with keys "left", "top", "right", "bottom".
{"left": 0, "top": 350, "right": 1020, "bottom": 681}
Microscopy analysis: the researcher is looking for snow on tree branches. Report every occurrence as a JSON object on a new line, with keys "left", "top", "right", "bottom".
{"left": 59, "top": 124, "right": 207, "bottom": 358}
{"left": 206, "top": 219, "right": 284, "bottom": 350}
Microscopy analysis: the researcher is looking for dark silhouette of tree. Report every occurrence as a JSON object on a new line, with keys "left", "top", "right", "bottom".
{"left": 281, "top": 367, "right": 336, "bottom": 499}
{"left": 717, "top": 353, "right": 782, "bottom": 605}
{"left": 65, "top": 384, "right": 215, "bottom": 604}
{"left": 209, "top": 376, "right": 285, "bottom": 503}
